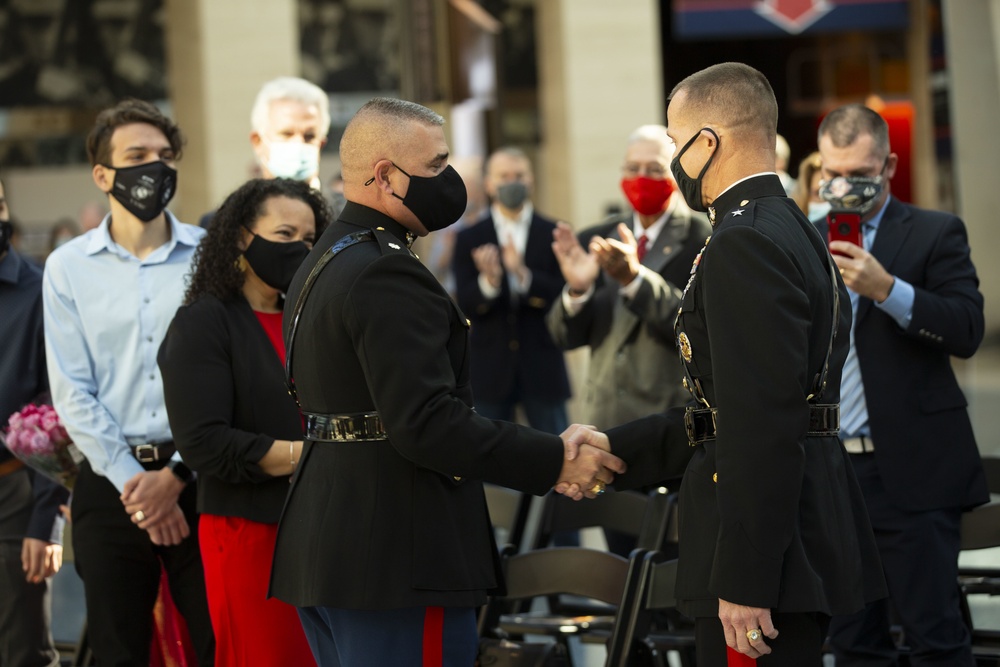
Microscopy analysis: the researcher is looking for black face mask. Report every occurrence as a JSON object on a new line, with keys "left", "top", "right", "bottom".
{"left": 242, "top": 228, "right": 311, "bottom": 293}
{"left": 670, "top": 128, "right": 719, "bottom": 213}
{"left": 103, "top": 160, "right": 177, "bottom": 222}
{"left": 388, "top": 163, "right": 468, "bottom": 232}
{"left": 0, "top": 221, "right": 11, "bottom": 255}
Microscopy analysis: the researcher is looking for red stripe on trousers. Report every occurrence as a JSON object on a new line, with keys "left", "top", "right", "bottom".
{"left": 423, "top": 606, "right": 445, "bottom": 667}
{"left": 727, "top": 646, "right": 757, "bottom": 666}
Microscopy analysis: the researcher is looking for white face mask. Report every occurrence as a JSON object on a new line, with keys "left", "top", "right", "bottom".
{"left": 265, "top": 141, "right": 320, "bottom": 181}
{"left": 807, "top": 201, "right": 832, "bottom": 222}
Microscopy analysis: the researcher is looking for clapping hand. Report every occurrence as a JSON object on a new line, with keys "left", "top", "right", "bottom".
{"left": 555, "top": 424, "right": 626, "bottom": 500}
{"left": 590, "top": 223, "right": 641, "bottom": 286}
{"left": 471, "top": 244, "right": 504, "bottom": 289}
{"left": 551, "top": 222, "right": 599, "bottom": 294}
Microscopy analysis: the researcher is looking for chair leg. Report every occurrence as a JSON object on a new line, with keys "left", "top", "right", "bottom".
{"left": 72, "top": 620, "right": 94, "bottom": 667}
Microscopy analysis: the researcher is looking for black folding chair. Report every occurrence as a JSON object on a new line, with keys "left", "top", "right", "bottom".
{"left": 605, "top": 551, "right": 696, "bottom": 667}
{"left": 478, "top": 546, "right": 648, "bottom": 663}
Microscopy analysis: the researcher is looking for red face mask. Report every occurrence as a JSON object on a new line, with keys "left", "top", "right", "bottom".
{"left": 620, "top": 176, "right": 675, "bottom": 216}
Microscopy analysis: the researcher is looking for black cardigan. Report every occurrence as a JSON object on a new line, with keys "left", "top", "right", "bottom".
{"left": 158, "top": 294, "right": 301, "bottom": 523}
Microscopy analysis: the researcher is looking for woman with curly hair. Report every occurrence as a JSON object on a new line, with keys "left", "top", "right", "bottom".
{"left": 158, "top": 178, "right": 331, "bottom": 666}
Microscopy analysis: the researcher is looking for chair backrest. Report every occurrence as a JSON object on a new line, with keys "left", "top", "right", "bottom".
{"left": 605, "top": 551, "right": 682, "bottom": 667}
{"left": 484, "top": 483, "right": 532, "bottom": 550}
{"left": 477, "top": 546, "right": 643, "bottom": 638}
{"left": 529, "top": 488, "right": 677, "bottom": 552}
{"left": 961, "top": 502, "right": 1000, "bottom": 551}
{"left": 981, "top": 456, "right": 1000, "bottom": 495}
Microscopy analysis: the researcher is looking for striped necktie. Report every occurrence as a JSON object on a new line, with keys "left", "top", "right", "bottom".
{"left": 839, "top": 223, "right": 876, "bottom": 437}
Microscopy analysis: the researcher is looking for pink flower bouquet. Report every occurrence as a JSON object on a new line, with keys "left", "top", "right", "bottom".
{"left": 2, "top": 403, "right": 82, "bottom": 489}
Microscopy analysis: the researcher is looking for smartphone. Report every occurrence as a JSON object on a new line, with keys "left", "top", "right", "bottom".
{"left": 826, "top": 209, "right": 863, "bottom": 256}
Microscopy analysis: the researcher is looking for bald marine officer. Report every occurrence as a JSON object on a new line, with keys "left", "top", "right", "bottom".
{"left": 268, "top": 97, "right": 626, "bottom": 666}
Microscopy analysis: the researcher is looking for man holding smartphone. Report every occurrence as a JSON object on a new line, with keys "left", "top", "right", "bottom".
{"left": 818, "top": 103, "right": 987, "bottom": 666}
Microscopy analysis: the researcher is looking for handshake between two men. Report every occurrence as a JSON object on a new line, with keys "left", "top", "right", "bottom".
{"left": 554, "top": 424, "right": 620, "bottom": 501}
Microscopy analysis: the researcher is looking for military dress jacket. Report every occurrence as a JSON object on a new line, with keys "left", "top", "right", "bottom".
{"left": 607, "top": 175, "right": 886, "bottom": 618}
{"left": 269, "top": 202, "right": 566, "bottom": 610}
{"left": 452, "top": 210, "right": 570, "bottom": 404}
{"left": 817, "top": 198, "right": 988, "bottom": 512}
{"left": 546, "top": 208, "right": 712, "bottom": 430}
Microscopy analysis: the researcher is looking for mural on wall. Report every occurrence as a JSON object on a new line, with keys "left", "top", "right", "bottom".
{"left": 0, "top": 0, "right": 167, "bottom": 166}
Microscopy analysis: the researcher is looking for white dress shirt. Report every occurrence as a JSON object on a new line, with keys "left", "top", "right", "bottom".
{"left": 478, "top": 202, "right": 534, "bottom": 299}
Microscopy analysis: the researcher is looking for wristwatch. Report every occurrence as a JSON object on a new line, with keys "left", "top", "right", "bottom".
{"left": 167, "top": 460, "right": 196, "bottom": 485}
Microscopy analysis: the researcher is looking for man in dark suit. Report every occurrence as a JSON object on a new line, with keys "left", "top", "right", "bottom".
{"left": 563, "top": 63, "right": 886, "bottom": 666}
{"left": 451, "top": 147, "right": 570, "bottom": 434}
{"left": 269, "top": 97, "right": 625, "bottom": 665}
{"left": 547, "top": 124, "right": 711, "bottom": 431}
{"left": 818, "top": 104, "right": 987, "bottom": 666}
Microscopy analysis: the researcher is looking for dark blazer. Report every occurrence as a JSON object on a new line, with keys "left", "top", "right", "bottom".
{"left": 546, "top": 206, "right": 712, "bottom": 429}
{"left": 451, "top": 210, "right": 570, "bottom": 403}
{"left": 158, "top": 294, "right": 302, "bottom": 524}
{"left": 269, "top": 202, "right": 565, "bottom": 610}
{"left": 607, "top": 176, "right": 885, "bottom": 619}
{"left": 818, "top": 197, "right": 988, "bottom": 511}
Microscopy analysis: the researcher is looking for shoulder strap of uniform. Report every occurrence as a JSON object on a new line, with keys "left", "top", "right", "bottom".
{"left": 285, "top": 229, "right": 376, "bottom": 406}
{"left": 808, "top": 246, "right": 841, "bottom": 402}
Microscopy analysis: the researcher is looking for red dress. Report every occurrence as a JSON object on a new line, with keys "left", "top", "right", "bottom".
{"left": 197, "top": 310, "right": 315, "bottom": 666}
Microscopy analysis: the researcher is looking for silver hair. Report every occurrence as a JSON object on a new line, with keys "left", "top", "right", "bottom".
{"left": 250, "top": 77, "right": 331, "bottom": 137}
{"left": 627, "top": 124, "right": 671, "bottom": 148}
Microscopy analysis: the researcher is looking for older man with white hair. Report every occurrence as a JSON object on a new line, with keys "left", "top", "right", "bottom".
{"left": 202, "top": 77, "right": 331, "bottom": 228}
{"left": 249, "top": 76, "right": 331, "bottom": 189}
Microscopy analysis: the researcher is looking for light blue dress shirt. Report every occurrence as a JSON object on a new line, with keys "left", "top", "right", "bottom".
{"left": 839, "top": 196, "right": 916, "bottom": 437}
{"left": 42, "top": 212, "right": 204, "bottom": 492}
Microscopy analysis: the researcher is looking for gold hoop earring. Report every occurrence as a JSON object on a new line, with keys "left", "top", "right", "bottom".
{"left": 234, "top": 255, "right": 248, "bottom": 272}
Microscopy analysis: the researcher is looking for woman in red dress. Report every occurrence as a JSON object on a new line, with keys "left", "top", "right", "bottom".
{"left": 159, "top": 178, "right": 331, "bottom": 665}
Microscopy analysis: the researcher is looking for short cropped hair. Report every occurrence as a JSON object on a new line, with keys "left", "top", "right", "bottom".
{"left": 817, "top": 104, "right": 890, "bottom": 158}
{"left": 86, "top": 99, "right": 184, "bottom": 167}
{"left": 351, "top": 97, "right": 443, "bottom": 128}
{"left": 250, "top": 77, "right": 331, "bottom": 138}
{"left": 485, "top": 146, "right": 531, "bottom": 176}
{"left": 669, "top": 62, "right": 778, "bottom": 139}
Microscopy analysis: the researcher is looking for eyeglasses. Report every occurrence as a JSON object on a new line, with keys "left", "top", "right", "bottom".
{"left": 622, "top": 163, "right": 668, "bottom": 179}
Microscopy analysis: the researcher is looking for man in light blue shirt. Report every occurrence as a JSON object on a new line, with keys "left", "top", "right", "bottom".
{"left": 819, "top": 104, "right": 987, "bottom": 667}
{"left": 43, "top": 99, "right": 214, "bottom": 665}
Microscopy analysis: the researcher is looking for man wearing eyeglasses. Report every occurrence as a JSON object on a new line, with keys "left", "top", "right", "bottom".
{"left": 547, "top": 125, "right": 711, "bottom": 436}
{"left": 818, "top": 104, "right": 987, "bottom": 666}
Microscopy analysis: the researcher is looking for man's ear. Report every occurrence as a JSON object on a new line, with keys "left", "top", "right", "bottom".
{"left": 884, "top": 152, "right": 899, "bottom": 180}
{"left": 371, "top": 159, "right": 397, "bottom": 196}
{"left": 92, "top": 164, "right": 112, "bottom": 193}
{"left": 250, "top": 131, "right": 263, "bottom": 149}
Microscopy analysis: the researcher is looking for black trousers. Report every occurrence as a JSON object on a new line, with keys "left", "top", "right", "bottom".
{"left": 72, "top": 460, "right": 214, "bottom": 666}
{"left": 0, "top": 468, "right": 59, "bottom": 667}
{"left": 695, "top": 612, "right": 830, "bottom": 667}
{"left": 829, "top": 453, "right": 973, "bottom": 666}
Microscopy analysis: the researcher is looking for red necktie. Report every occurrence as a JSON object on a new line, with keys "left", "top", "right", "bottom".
{"left": 636, "top": 234, "right": 649, "bottom": 262}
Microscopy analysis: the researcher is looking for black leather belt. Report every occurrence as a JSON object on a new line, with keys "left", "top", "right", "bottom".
{"left": 684, "top": 404, "right": 840, "bottom": 446}
{"left": 130, "top": 441, "right": 176, "bottom": 463}
{"left": 304, "top": 412, "right": 388, "bottom": 442}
